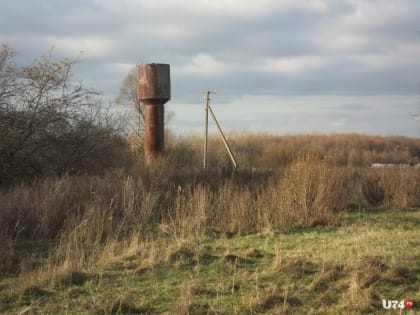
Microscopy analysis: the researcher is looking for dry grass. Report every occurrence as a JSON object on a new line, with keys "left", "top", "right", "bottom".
{"left": 0, "top": 133, "right": 419, "bottom": 314}
{"left": 1, "top": 210, "right": 419, "bottom": 314}
{"left": 1, "top": 148, "right": 419, "bottom": 276}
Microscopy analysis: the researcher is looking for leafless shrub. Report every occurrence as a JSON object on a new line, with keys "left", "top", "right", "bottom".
{"left": 273, "top": 154, "right": 348, "bottom": 228}
{"left": 380, "top": 169, "right": 420, "bottom": 208}
{"left": 362, "top": 172, "right": 386, "bottom": 206}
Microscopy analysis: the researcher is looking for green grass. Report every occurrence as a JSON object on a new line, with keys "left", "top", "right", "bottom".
{"left": 1, "top": 209, "right": 419, "bottom": 314}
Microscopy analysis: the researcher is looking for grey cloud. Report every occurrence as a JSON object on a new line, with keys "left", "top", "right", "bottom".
{"left": 1, "top": 0, "right": 419, "bottom": 136}
{"left": 1, "top": 1, "right": 120, "bottom": 37}
{"left": 171, "top": 94, "right": 419, "bottom": 136}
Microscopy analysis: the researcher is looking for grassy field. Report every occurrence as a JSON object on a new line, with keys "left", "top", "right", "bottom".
{"left": 1, "top": 209, "right": 419, "bottom": 314}
{"left": 1, "top": 134, "right": 420, "bottom": 314}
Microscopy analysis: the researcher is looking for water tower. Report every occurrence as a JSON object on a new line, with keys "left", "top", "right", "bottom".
{"left": 137, "top": 63, "right": 170, "bottom": 164}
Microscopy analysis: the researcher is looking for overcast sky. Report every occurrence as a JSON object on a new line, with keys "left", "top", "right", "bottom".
{"left": 1, "top": 0, "right": 420, "bottom": 136}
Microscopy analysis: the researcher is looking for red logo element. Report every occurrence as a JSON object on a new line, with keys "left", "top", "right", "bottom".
{"left": 405, "top": 299, "right": 413, "bottom": 308}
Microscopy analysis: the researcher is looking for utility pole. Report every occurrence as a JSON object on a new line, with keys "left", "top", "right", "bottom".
{"left": 203, "top": 91, "right": 238, "bottom": 169}
{"left": 203, "top": 91, "right": 210, "bottom": 169}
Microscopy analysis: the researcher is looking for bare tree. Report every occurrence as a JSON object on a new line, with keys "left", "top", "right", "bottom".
{"left": 115, "top": 66, "right": 174, "bottom": 150}
{"left": 0, "top": 46, "right": 17, "bottom": 110}
{"left": 0, "top": 47, "right": 129, "bottom": 186}
{"left": 115, "top": 68, "right": 145, "bottom": 149}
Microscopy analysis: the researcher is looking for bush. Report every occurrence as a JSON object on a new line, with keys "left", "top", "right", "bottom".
{"left": 380, "top": 169, "right": 420, "bottom": 209}
{"left": 274, "top": 155, "right": 348, "bottom": 228}
{"left": 362, "top": 172, "right": 386, "bottom": 206}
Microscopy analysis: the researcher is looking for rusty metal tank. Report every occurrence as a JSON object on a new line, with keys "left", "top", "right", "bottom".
{"left": 137, "top": 63, "right": 170, "bottom": 164}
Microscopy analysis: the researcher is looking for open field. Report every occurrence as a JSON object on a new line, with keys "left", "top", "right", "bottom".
{"left": 1, "top": 133, "right": 420, "bottom": 314}
{"left": 0, "top": 209, "right": 419, "bottom": 314}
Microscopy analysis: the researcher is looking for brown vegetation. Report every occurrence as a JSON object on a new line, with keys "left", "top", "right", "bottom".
{"left": 1, "top": 136, "right": 419, "bottom": 277}
{"left": 1, "top": 47, "right": 420, "bottom": 314}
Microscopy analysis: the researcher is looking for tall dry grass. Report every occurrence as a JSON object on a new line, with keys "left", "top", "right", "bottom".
{"left": 271, "top": 154, "right": 349, "bottom": 228}
{"left": 361, "top": 168, "right": 420, "bottom": 209}
{"left": 1, "top": 133, "right": 420, "bottom": 279}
